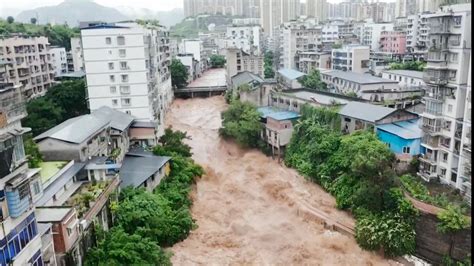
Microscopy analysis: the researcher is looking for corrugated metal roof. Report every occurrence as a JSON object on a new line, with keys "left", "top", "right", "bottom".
{"left": 34, "top": 115, "right": 110, "bottom": 144}
{"left": 278, "top": 68, "right": 306, "bottom": 80}
{"left": 323, "top": 70, "right": 399, "bottom": 84}
{"left": 92, "top": 106, "right": 135, "bottom": 132}
{"left": 257, "top": 106, "right": 300, "bottom": 121}
{"left": 382, "top": 70, "right": 424, "bottom": 79}
{"left": 119, "top": 154, "right": 171, "bottom": 189}
{"left": 377, "top": 119, "right": 422, "bottom": 139}
{"left": 339, "top": 102, "right": 396, "bottom": 123}
{"left": 231, "top": 71, "right": 264, "bottom": 88}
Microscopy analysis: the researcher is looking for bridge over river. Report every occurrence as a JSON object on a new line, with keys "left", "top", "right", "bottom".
{"left": 174, "top": 68, "right": 227, "bottom": 98}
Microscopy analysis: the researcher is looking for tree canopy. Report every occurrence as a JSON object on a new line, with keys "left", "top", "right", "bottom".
{"left": 23, "top": 134, "right": 43, "bottom": 168}
{"left": 155, "top": 128, "right": 192, "bottom": 157}
{"left": 170, "top": 59, "right": 189, "bottom": 89}
{"left": 300, "top": 69, "right": 327, "bottom": 90}
{"left": 209, "top": 54, "right": 226, "bottom": 68}
{"left": 264, "top": 51, "right": 275, "bottom": 78}
{"left": 23, "top": 79, "right": 88, "bottom": 136}
{"left": 389, "top": 61, "right": 426, "bottom": 72}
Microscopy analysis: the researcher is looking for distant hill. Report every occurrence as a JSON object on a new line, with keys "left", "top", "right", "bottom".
{"left": 15, "top": 0, "right": 128, "bottom": 26}
{"left": 117, "top": 7, "right": 184, "bottom": 28}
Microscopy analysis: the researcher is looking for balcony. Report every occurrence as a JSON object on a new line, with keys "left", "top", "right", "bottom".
{"left": 419, "top": 153, "right": 438, "bottom": 165}
{"left": 422, "top": 136, "right": 439, "bottom": 149}
{"left": 429, "top": 24, "right": 451, "bottom": 34}
{"left": 423, "top": 71, "right": 448, "bottom": 85}
{"left": 422, "top": 122, "right": 442, "bottom": 134}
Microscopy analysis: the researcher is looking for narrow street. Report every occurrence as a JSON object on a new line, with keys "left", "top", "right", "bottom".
{"left": 166, "top": 96, "right": 397, "bottom": 265}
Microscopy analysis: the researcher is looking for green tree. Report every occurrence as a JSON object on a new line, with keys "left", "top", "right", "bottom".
{"left": 23, "top": 134, "right": 43, "bottom": 168}
{"left": 23, "top": 97, "right": 65, "bottom": 136}
{"left": 437, "top": 205, "right": 471, "bottom": 258}
{"left": 46, "top": 80, "right": 88, "bottom": 120}
{"left": 6, "top": 17, "right": 14, "bottom": 24}
{"left": 209, "top": 54, "right": 226, "bottom": 68}
{"left": 300, "top": 69, "right": 327, "bottom": 90}
{"left": 332, "top": 43, "right": 342, "bottom": 49}
{"left": 219, "top": 100, "right": 264, "bottom": 148}
{"left": 30, "top": 18, "right": 37, "bottom": 25}
{"left": 264, "top": 51, "right": 275, "bottom": 78}
{"left": 170, "top": 58, "right": 189, "bottom": 89}
{"left": 85, "top": 227, "right": 171, "bottom": 266}
{"left": 155, "top": 128, "right": 192, "bottom": 157}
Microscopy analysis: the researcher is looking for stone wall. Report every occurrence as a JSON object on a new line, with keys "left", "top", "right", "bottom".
{"left": 415, "top": 212, "right": 471, "bottom": 264}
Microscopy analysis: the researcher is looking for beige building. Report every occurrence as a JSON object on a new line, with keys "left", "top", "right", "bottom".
{"left": 298, "top": 51, "right": 331, "bottom": 73}
{"left": 226, "top": 48, "right": 264, "bottom": 84}
{"left": 0, "top": 36, "right": 55, "bottom": 99}
{"left": 331, "top": 45, "right": 370, "bottom": 74}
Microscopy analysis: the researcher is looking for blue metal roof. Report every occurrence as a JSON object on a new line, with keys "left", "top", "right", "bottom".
{"left": 377, "top": 119, "right": 422, "bottom": 139}
{"left": 277, "top": 68, "right": 306, "bottom": 80}
{"left": 257, "top": 106, "right": 300, "bottom": 121}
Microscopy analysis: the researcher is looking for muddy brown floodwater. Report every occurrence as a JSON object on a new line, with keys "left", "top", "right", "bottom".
{"left": 166, "top": 96, "right": 398, "bottom": 266}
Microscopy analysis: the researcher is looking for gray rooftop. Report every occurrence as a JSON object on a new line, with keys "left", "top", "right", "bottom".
{"left": 323, "top": 70, "right": 399, "bottom": 84}
{"left": 285, "top": 90, "right": 350, "bottom": 105}
{"left": 381, "top": 70, "right": 424, "bottom": 79}
{"left": 338, "top": 102, "right": 397, "bottom": 123}
{"left": 92, "top": 106, "right": 135, "bottom": 132}
{"left": 35, "top": 207, "right": 73, "bottom": 222}
{"left": 34, "top": 114, "right": 109, "bottom": 144}
{"left": 231, "top": 71, "right": 264, "bottom": 88}
{"left": 278, "top": 68, "right": 306, "bottom": 80}
{"left": 120, "top": 148, "right": 171, "bottom": 189}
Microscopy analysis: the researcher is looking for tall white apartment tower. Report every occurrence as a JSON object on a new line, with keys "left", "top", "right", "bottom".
{"left": 260, "top": 0, "right": 300, "bottom": 37}
{"left": 306, "top": 0, "right": 327, "bottom": 22}
{"left": 418, "top": 4, "right": 471, "bottom": 193}
{"left": 81, "top": 22, "right": 173, "bottom": 136}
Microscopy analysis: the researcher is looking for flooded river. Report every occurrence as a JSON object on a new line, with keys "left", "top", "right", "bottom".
{"left": 166, "top": 96, "right": 397, "bottom": 265}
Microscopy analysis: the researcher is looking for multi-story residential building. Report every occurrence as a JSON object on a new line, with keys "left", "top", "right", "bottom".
{"left": 379, "top": 31, "right": 407, "bottom": 54}
{"left": 0, "top": 36, "right": 55, "bottom": 99}
{"left": 297, "top": 50, "right": 331, "bottom": 73}
{"left": 0, "top": 69, "right": 48, "bottom": 265}
{"left": 305, "top": 0, "right": 328, "bottom": 22}
{"left": 418, "top": 0, "right": 444, "bottom": 13}
{"left": 395, "top": 0, "right": 418, "bottom": 18}
{"left": 81, "top": 22, "right": 173, "bottom": 137}
{"left": 176, "top": 53, "right": 200, "bottom": 83}
{"left": 181, "top": 39, "right": 207, "bottom": 74}
{"left": 321, "top": 24, "right": 339, "bottom": 48}
{"left": 278, "top": 23, "right": 322, "bottom": 69}
{"left": 382, "top": 70, "right": 425, "bottom": 89}
{"left": 232, "top": 18, "right": 262, "bottom": 26}
{"left": 184, "top": 0, "right": 260, "bottom": 17}
{"left": 225, "top": 25, "right": 263, "bottom": 55}
{"left": 418, "top": 4, "right": 471, "bottom": 192}
{"left": 226, "top": 48, "right": 264, "bottom": 84}
{"left": 49, "top": 46, "right": 68, "bottom": 77}
{"left": 259, "top": 0, "right": 300, "bottom": 37}
{"left": 70, "top": 37, "right": 84, "bottom": 72}
{"left": 459, "top": 54, "right": 471, "bottom": 203}
{"left": 358, "top": 21, "right": 394, "bottom": 51}
{"left": 331, "top": 45, "right": 370, "bottom": 74}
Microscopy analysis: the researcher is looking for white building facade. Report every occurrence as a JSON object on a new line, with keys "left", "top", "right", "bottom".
{"left": 81, "top": 22, "right": 173, "bottom": 137}
{"left": 331, "top": 45, "right": 370, "bottom": 74}
{"left": 49, "top": 47, "right": 68, "bottom": 76}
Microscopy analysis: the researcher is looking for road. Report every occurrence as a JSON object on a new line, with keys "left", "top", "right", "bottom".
{"left": 166, "top": 96, "right": 398, "bottom": 265}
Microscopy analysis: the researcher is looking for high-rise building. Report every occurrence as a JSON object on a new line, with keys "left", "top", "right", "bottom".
{"left": 49, "top": 46, "right": 68, "bottom": 76}
{"left": 70, "top": 37, "right": 84, "bottom": 72}
{"left": 418, "top": 4, "right": 471, "bottom": 194}
{"left": 278, "top": 22, "right": 322, "bottom": 69}
{"left": 395, "top": 0, "right": 418, "bottom": 18}
{"left": 259, "top": 0, "right": 301, "bottom": 37}
{"left": 183, "top": 0, "right": 261, "bottom": 17}
{"left": 0, "top": 62, "right": 48, "bottom": 265}
{"left": 0, "top": 36, "right": 55, "bottom": 99}
{"left": 81, "top": 22, "right": 173, "bottom": 137}
{"left": 305, "top": 0, "right": 328, "bottom": 22}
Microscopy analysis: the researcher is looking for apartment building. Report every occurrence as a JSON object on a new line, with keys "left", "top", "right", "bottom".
{"left": 406, "top": 14, "right": 430, "bottom": 58}
{"left": 181, "top": 39, "right": 207, "bottom": 74}
{"left": 278, "top": 23, "right": 322, "bottom": 69}
{"left": 184, "top": 0, "right": 260, "bottom": 17}
{"left": 357, "top": 22, "right": 395, "bottom": 51}
{"left": 81, "top": 22, "right": 173, "bottom": 137}
{"left": 459, "top": 55, "right": 471, "bottom": 203}
{"left": 70, "top": 37, "right": 84, "bottom": 72}
{"left": 0, "top": 75, "right": 48, "bottom": 265}
{"left": 379, "top": 31, "right": 407, "bottom": 54}
{"left": 226, "top": 48, "right": 264, "bottom": 84}
{"left": 297, "top": 51, "right": 331, "bottom": 73}
{"left": 0, "top": 36, "right": 55, "bottom": 99}
{"left": 418, "top": 4, "right": 471, "bottom": 192}
{"left": 226, "top": 25, "right": 263, "bottom": 55}
{"left": 382, "top": 69, "right": 425, "bottom": 89}
{"left": 259, "top": 0, "right": 300, "bottom": 36}
{"left": 331, "top": 45, "right": 370, "bottom": 74}
{"left": 305, "top": 0, "right": 328, "bottom": 22}
{"left": 49, "top": 46, "right": 68, "bottom": 77}
{"left": 176, "top": 53, "right": 200, "bottom": 83}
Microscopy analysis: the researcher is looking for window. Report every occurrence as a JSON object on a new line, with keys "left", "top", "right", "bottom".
{"left": 441, "top": 168, "right": 447, "bottom": 176}
{"left": 120, "top": 61, "right": 128, "bottom": 70}
{"left": 117, "top": 36, "right": 125, "bottom": 45}
{"left": 448, "top": 104, "right": 453, "bottom": 112}
{"left": 121, "top": 74, "right": 128, "bottom": 82}
{"left": 121, "top": 98, "right": 131, "bottom": 106}
{"left": 112, "top": 99, "right": 118, "bottom": 106}
{"left": 110, "top": 86, "right": 117, "bottom": 93}
{"left": 344, "top": 117, "right": 351, "bottom": 122}
{"left": 67, "top": 227, "right": 73, "bottom": 236}
{"left": 109, "top": 75, "right": 115, "bottom": 82}
{"left": 442, "top": 152, "right": 448, "bottom": 162}
{"left": 120, "top": 86, "right": 130, "bottom": 94}
{"left": 403, "top": 146, "right": 411, "bottom": 154}
{"left": 31, "top": 182, "right": 41, "bottom": 196}
{"left": 119, "top": 49, "right": 126, "bottom": 57}
{"left": 108, "top": 62, "right": 114, "bottom": 70}
{"left": 105, "top": 37, "right": 111, "bottom": 44}
{"left": 125, "top": 110, "right": 132, "bottom": 115}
